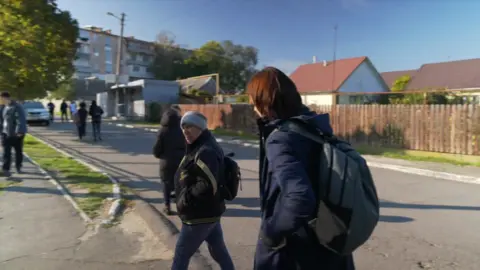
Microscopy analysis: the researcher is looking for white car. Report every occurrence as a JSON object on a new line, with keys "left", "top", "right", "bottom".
{"left": 23, "top": 101, "right": 50, "bottom": 126}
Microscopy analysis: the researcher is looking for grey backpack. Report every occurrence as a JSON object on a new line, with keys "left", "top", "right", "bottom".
{"left": 278, "top": 120, "right": 379, "bottom": 255}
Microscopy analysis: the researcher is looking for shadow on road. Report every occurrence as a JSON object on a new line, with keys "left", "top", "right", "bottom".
{"left": 380, "top": 200, "right": 480, "bottom": 211}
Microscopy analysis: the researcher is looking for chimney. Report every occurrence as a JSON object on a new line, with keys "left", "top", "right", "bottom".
{"left": 312, "top": 56, "right": 317, "bottom": 63}
{"left": 323, "top": 60, "right": 327, "bottom": 67}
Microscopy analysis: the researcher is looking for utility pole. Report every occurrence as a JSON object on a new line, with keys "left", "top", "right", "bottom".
{"left": 107, "top": 11, "right": 126, "bottom": 117}
{"left": 331, "top": 24, "right": 338, "bottom": 92}
{"left": 115, "top": 13, "right": 126, "bottom": 85}
{"left": 331, "top": 24, "right": 338, "bottom": 107}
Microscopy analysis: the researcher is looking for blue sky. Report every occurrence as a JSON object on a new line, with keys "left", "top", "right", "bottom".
{"left": 57, "top": 0, "right": 480, "bottom": 74}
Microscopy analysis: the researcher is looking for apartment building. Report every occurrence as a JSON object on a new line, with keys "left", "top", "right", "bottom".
{"left": 73, "top": 26, "right": 155, "bottom": 82}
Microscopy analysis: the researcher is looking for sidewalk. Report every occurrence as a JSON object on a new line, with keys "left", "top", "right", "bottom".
{"left": 0, "top": 160, "right": 173, "bottom": 270}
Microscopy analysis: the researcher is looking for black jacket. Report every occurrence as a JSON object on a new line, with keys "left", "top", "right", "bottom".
{"left": 89, "top": 105, "right": 104, "bottom": 122}
{"left": 254, "top": 107, "right": 355, "bottom": 270}
{"left": 153, "top": 108, "right": 185, "bottom": 181}
{"left": 60, "top": 102, "right": 67, "bottom": 112}
{"left": 174, "top": 130, "right": 226, "bottom": 224}
{"left": 77, "top": 108, "right": 88, "bottom": 124}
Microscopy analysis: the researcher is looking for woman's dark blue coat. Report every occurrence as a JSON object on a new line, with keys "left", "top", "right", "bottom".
{"left": 254, "top": 109, "right": 356, "bottom": 270}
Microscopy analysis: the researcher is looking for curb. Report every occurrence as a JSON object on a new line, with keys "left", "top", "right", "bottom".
{"left": 24, "top": 152, "right": 93, "bottom": 224}
{"left": 108, "top": 122, "right": 480, "bottom": 185}
{"left": 28, "top": 134, "right": 122, "bottom": 224}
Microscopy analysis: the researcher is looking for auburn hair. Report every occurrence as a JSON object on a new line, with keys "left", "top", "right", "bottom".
{"left": 246, "top": 67, "right": 303, "bottom": 120}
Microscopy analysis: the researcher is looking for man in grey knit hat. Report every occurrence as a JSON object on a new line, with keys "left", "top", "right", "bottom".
{"left": 172, "top": 111, "right": 234, "bottom": 270}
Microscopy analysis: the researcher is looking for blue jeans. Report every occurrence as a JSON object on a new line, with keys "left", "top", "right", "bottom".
{"left": 172, "top": 221, "right": 234, "bottom": 270}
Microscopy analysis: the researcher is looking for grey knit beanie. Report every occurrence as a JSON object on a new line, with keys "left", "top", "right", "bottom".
{"left": 180, "top": 111, "right": 207, "bottom": 130}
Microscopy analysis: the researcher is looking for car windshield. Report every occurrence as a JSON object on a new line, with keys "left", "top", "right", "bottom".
{"left": 23, "top": 102, "right": 45, "bottom": 109}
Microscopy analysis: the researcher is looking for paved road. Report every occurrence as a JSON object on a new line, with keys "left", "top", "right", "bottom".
{"left": 0, "top": 160, "right": 172, "bottom": 270}
{"left": 30, "top": 122, "right": 480, "bottom": 270}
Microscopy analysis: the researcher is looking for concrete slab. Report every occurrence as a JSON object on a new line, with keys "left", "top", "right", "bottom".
{"left": 0, "top": 159, "right": 172, "bottom": 270}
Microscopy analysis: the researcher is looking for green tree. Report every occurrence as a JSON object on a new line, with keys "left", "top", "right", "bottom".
{"left": 388, "top": 75, "right": 425, "bottom": 104}
{"left": 149, "top": 31, "right": 194, "bottom": 80}
{"left": 49, "top": 79, "right": 75, "bottom": 100}
{"left": 150, "top": 35, "right": 259, "bottom": 91}
{"left": 0, "top": 0, "right": 78, "bottom": 100}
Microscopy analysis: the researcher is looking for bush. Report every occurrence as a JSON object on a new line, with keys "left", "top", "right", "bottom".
{"left": 235, "top": 95, "right": 249, "bottom": 103}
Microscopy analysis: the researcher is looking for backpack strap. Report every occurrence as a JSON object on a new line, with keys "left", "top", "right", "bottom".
{"left": 194, "top": 146, "right": 218, "bottom": 195}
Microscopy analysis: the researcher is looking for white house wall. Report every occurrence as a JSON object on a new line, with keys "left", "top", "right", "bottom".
{"left": 337, "top": 61, "right": 389, "bottom": 104}
{"left": 301, "top": 94, "right": 333, "bottom": 106}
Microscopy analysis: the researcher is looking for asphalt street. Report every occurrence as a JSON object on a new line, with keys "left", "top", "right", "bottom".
{"left": 29, "top": 122, "right": 480, "bottom": 270}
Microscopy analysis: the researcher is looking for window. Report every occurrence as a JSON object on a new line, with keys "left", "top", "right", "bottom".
{"left": 105, "top": 63, "right": 113, "bottom": 73}
{"left": 129, "top": 52, "right": 136, "bottom": 61}
{"left": 92, "top": 48, "right": 99, "bottom": 57}
{"left": 105, "top": 51, "right": 112, "bottom": 64}
{"left": 105, "top": 36, "right": 111, "bottom": 46}
{"left": 133, "top": 65, "right": 140, "bottom": 72}
{"left": 142, "top": 54, "right": 150, "bottom": 62}
{"left": 92, "top": 33, "right": 97, "bottom": 41}
{"left": 79, "top": 29, "right": 90, "bottom": 41}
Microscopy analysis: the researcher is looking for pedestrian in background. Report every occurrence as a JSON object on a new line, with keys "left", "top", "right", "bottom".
{"left": 76, "top": 102, "right": 88, "bottom": 140}
{"left": 152, "top": 104, "right": 185, "bottom": 215}
{"left": 246, "top": 67, "right": 355, "bottom": 270}
{"left": 47, "top": 100, "right": 55, "bottom": 121}
{"left": 88, "top": 100, "right": 104, "bottom": 141}
{"left": 171, "top": 111, "right": 234, "bottom": 270}
{"left": 60, "top": 100, "right": 68, "bottom": 122}
{"left": 69, "top": 101, "right": 77, "bottom": 120}
{"left": 0, "top": 91, "right": 27, "bottom": 177}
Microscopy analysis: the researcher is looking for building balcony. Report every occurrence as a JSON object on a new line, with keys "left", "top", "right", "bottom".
{"left": 126, "top": 43, "right": 154, "bottom": 55}
{"left": 74, "top": 64, "right": 94, "bottom": 74}
{"left": 126, "top": 58, "right": 152, "bottom": 66}
{"left": 76, "top": 37, "right": 89, "bottom": 44}
{"left": 127, "top": 65, "right": 154, "bottom": 79}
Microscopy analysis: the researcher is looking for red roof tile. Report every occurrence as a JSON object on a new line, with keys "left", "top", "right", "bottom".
{"left": 406, "top": 58, "right": 480, "bottom": 90}
{"left": 290, "top": 56, "right": 367, "bottom": 93}
{"left": 381, "top": 70, "right": 417, "bottom": 88}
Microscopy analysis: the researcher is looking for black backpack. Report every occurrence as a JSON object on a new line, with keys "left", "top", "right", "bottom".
{"left": 220, "top": 154, "right": 242, "bottom": 201}
{"left": 275, "top": 120, "right": 379, "bottom": 255}
{"left": 194, "top": 150, "right": 242, "bottom": 201}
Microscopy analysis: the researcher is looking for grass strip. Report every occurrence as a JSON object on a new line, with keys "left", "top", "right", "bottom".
{"left": 356, "top": 144, "right": 480, "bottom": 167}
{"left": 0, "top": 180, "right": 20, "bottom": 195}
{"left": 23, "top": 134, "right": 113, "bottom": 218}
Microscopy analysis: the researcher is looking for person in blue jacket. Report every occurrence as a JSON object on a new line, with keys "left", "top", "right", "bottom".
{"left": 245, "top": 67, "right": 356, "bottom": 270}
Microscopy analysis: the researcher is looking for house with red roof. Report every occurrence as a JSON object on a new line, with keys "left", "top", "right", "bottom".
{"left": 290, "top": 56, "right": 389, "bottom": 105}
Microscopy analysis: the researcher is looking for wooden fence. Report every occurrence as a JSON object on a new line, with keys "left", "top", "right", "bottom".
{"left": 310, "top": 104, "right": 480, "bottom": 155}
{"left": 173, "top": 104, "right": 480, "bottom": 155}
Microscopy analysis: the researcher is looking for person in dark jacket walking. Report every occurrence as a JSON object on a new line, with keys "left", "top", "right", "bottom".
{"left": 47, "top": 101, "right": 55, "bottom": 121}
{"left": 0, "top": 91, "right": 27, "bottom": 177}
{"left": 60, "top": 100, "right": 68, "bottom": 122}
{"left": 76, "top": 102, "right": 88, "bottom": 140}
{"left": 246, "top": 67, "right": 356, "bottom": 270}
{"left": 88, "top": 100, "right": 104, "bottom": 141}
{"left": 171, "top": 111, "right": 234, "bottom": 270}
{"left": 152, "top": 105, "right": 185, "bottom": 215}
